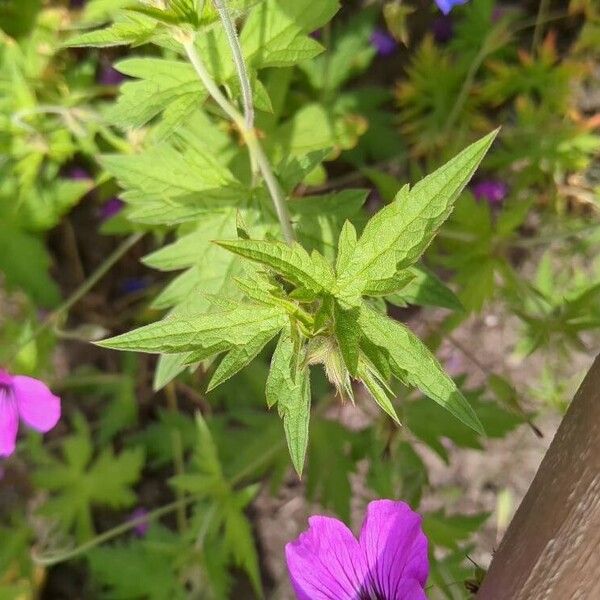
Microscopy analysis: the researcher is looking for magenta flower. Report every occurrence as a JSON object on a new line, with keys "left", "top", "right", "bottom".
{"left": 0, "top": 369, "right": 61, "bottom": 457}
{"left": 435, "top": 0, "right": 468, "bottom": 15}
{"left": 471, "top": 179, "right": 508, "bottom": 206}
{"left": 370, "top": 29, "right": 398, "bottom": 57}
{"left": 286, "top": 500, "right": 428, "bottom": 600}
{"left": 98, "top": 64, "right": 125, "bottom": 86}
{"left": 130, "top": 507, "right": 150, "bottom": 537}
{"left": 99, "top": 197, "right": 124, "bottom": 221}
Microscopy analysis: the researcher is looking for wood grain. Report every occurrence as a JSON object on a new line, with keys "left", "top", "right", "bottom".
{"left": 477, "top": 355, "right": 600, "bottom": 599}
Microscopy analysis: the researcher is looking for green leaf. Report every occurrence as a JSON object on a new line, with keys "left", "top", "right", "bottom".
{"left": 333, "top": 301, "right": 360, "bottom": 376}
{"left": 406, "top": 389, "right": 522, "bottom": 462}
{"left": 359, "top": 306, "right": 484, "bottom": 434}
{"left": 109, "top": 58, "right": 206, "bottom": 129}
{"left": 363, "top": 270, "right": 416, "bottom": 297}
{"left": 0, "top": 222, "right": 60, "bottom": 307}
{"left": 336, "top": 220, "right": 358, "bottom": 275}
{"left": 337, "top": 131, "right": 498, "bottom": 291}
{"left": 207, "top": 327, "right": 277, "bottom": 391}
{"left": 266, "top": 331, "right": 311, "bottom": 475}
{"left": 33, "top": 415, "right": 144, "bottom": 541}
{"left": 217, "top": 239, "right": 335, "bottom": 294}
{"left": 423, "top": 510, "right": 489, "bottom": 550}
{"left": 387, "top": 266, "right": 463, "bottom": 311}
{"left": 97, "top": 304, "right": 288, "bottom": 355}
{"left": 358, "top": 360, "right": 400, "bottom": 424}
{"left": 65, "top": 13, "right": 156, "bottom": 48}
{"left": 88, "top": 527, "right": 186, "bottom": 600}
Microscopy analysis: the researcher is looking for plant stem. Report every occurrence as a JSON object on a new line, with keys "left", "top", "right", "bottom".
{"left": 182, "top": 37, "right": 295, "bottom": 244}
{"left": 165, "top": 382, "right": 188, "bottom": 532}
{"left": 246, "top": 133, "right": 295, "bottom": 244}
{"left": 531, "top": 0, "right": 550, "bottom": 53}
{"left": 9, "top": 232, "right": 143, "bottom": 363}
{"left": 31, "top": 497, "right": 195, "bottom": 566}
{"left": 182, "top": 38, "right": 246, "bottom": 129}
{"left": 212, "top": 0, "right": 254, "bottom": 130}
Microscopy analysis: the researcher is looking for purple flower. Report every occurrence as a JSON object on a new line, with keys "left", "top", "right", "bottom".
{"left": 434, "top": 0, "right": 469, "bottom": 15}
{"left": 0, "top": 369, "right": 61, "bottom": 457}
{"left": 98, "top": 63, "right": 124, "bottom": 86}
{"left": 67, "top": 166, "right": 91, "bottom": 181}
{"left": 119, "top": 278, "right": 149, "bottom": 295}
{"left": 370, "top": 29, "right": 398, "bottom": 57}
{"left": 433, "top": 14, "right": 454, "bottom": 43}
{"left": 130, "top": 507, "right": 150, "bottom": 537}
{"left": 100, "top": 198, "right": 124, "bottom": 221}
{"left": 286, "top": 500, "right": 428, "bottom": 600}
{"left": 471, "top": 179, "right": 508, "bottom": 206}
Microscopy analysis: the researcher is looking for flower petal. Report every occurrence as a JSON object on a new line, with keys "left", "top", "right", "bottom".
{"left": 435, "top": 0, "right": 468, "bottom": 15}
{"left": 12, "top": 376, "right": 61, "bottom": 433}
{"left": 285, "top": 515, "right": 367, "bottom": 600}
{"left": 0, "top": 393, "right": 19, "bottom": 457}
{"left": 359, "top": 500, "right": 429, "bottom": 599}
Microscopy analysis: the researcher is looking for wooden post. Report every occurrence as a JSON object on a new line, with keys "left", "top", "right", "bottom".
{"left": 477, "top": 355, "right": 600, "bottom": 599}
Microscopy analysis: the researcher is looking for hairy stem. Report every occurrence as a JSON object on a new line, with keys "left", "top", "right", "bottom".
{"left": 212, "top": 0, "right": 254, "bottom": 130}
{"left": 182, "top": 37, "right": 295, "bottom": 244}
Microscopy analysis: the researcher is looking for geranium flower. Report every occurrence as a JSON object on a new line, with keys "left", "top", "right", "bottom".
{"left": 370, "top": 28, "right": 398, "bottom": 57}
{"left": 129, "top": 507, "right": 150, "bottom": 537}
{"left": 100, "top": 198, "right": 124, "bottom": 221}
{"left": 435, "top": 0, "right": 468, "bottom": 15}
{"left": 471, "top": 179, "right": 508, "bottom": 206}
{"left": 0, "top": 369, "right": 61, "bottom": 457}
{"left": 286, "top": 500, "right": 428, "bottom": 599}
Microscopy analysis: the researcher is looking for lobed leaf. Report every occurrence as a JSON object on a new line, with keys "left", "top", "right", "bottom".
{"left": 359, "top": 306, "right": 484, "bottom": 434}
{"left": 97, "top": 305, "right": 288, "bottom": 355}
{"left": 337, "top": 131, "right": 499, "bottom": 293}
{"left": 266, "top": 331, "right": 311, "bottom": 476}
{"left": 216, "top": 239, "right": 335, "bottom": 294}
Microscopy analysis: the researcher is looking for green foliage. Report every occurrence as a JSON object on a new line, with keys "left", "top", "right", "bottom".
{"left": 101, "top": 133, "right": 497, "bottom": 471}
{"left": 32, "top": 414, "right": 144, "bottom": 541}
{"left": 170, "top": 415, "right": 263, "bottom": 597}
{"left": 88, "top": 526, "right": 187, "bottom": 600}
{"left": 2, "top": 0, "right": 599, "bottom": 597}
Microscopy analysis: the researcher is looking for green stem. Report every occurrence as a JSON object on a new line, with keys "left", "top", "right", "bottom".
{"left": 9, "top": 232, "right": 143, "bottom": 364}
{"left": 182, "top": 37, "right": 295, "bottom": 244}
{"left": 212, "top": 0, "right": 254, "bottom": 130}
{"left": 531, "top": 0, "right": 551, "bottom": 53}
{"left": 31, "top": 497, "right": 195, "bottom": 566}
{"left": 246, "top": 134, "right": 295, "bottom": 244}
{"left": 444, "top": 44, "right": 488, "bottom": 134}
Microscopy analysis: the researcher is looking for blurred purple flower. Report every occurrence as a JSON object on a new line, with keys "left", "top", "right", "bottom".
{"left": 67, "top": 166, "right": 91, "bottom": 181}
{"left": 98, "top": 64, "right": 124, "bottom": 86}
{"left": 100, "top": 198, "right": 124, "bottom": 221}
{"left": 492, "top": 6, "right": 507, "bottom": 22}
{"left": 130, "top": 507, "right": 150, "bottom": 537}
{"left": 472, "top": 179, "right": 508, "bottom": 206}
{"left": 310, "top": 29, "right": 322, "bottom": 40}
{"left": 370, "top": 28, "right": 398, "bottom": 57}
{"left": 119, "top": 278, "right": 149, "bottom": 295}
{"left": 433, "top": 14, "right": 454, "bottom": 43}
{"left": 0, "top": 369, "right": 61, "bottom": 457}
{"left": 70, "top": 0, "right": 85, "bottom": 7}
{"left": 286, "top": 500, "right": 428, "bottom": 600}
{"left": 435, "top": 0, "right": 469, "bottom": 15}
